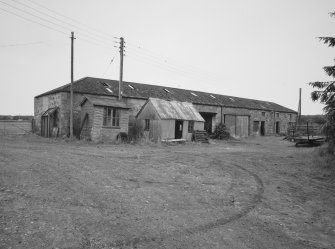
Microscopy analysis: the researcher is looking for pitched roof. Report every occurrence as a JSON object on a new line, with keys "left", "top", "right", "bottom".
{"left": 138, "top": 98, "right": 204, "bottom": 121}
{"left": 36, "top": 77, "right": 297, "bottom": 113}
{"left": 80, "top": 95, "right": 129, "bottom": 109}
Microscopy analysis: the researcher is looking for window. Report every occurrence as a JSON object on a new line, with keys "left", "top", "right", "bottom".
{"left": 103, "top": 107, "right": 120, "bottom": 127}
{"left": 289, "top": 114, "right": 292, "bottom": 120}
{"left": 106, "top": 88, "right": 113, "bottom": 93}
{"left": 128, "top": 85, "right": 135, "bottom": 89}
{"left": 190, "top": 92, "right": 198, "bottom": 97}
{"left": 276, "top": 113, "right": 279, "bottom": 118}
{"left": 262, "top": 112, "right": 266, "bottom": 117}
{"left": 188, "top": 121, "right": 194, "bottom": 133}
{"left": 164, "top": 88, "right": 171, "bottom": 93}
{"left": 229, "top": 97, "right": 235, "bottom": 101}
{"left": 210, "top": 94, "right": 216, "bottom": 99}
{"left": 144, "top": 119, "right": 150, "bottom": 131}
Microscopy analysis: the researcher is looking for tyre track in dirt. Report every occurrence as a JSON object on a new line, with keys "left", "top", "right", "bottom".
{"left": 109, "top": 155, "right": 264, "bottom": 248}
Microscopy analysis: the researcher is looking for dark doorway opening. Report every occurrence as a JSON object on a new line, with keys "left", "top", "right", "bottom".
{"left": 175, "top": 120, "right": 183, "bottom": 139}
{"left": 260, "top": 121, "right": 265, "bottom": 136}
{"left": 200, "top": 112, "right": 216, "bottom": 133}
{"left": 253, "top": 121, "right": 260, "bottom": 135}
{"left": 276, "top": 121, "right": 280, "bottom": 134}
{"left": 41, "top": 107, "right": 59, "bottom": 137}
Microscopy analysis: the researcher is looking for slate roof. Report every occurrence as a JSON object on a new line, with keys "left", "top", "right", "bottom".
{"left": 138, "top": 98, "right": 205, "bottom": 121}
{"left": 80, "top": 95, "right": 129, "bottom": 109}
{"left": 36, "top": 77, "right": 297, "bottom": 113}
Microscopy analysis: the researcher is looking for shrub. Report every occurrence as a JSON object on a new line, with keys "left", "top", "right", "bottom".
{"left": 212, "top": 123, "right": 230, "bottom": 140}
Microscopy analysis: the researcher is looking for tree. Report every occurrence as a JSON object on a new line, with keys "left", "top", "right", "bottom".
{"left": 309, "top": 12, "right": 335, "bottom": 149}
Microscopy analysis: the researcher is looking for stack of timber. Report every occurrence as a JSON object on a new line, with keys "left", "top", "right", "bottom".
{"left": 192, "top": 130, "right": 209, "bottom": 143}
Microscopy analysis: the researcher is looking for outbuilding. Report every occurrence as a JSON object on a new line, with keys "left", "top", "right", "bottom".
{"left": 80, "top": 95, "right": 130, "bottom": 142}
{"left": 136, "top": 98, "right": 205, "bottom": 141}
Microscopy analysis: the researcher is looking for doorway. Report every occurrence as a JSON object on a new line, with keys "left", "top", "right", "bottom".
{"left": 276, "top": 121, "right": 280, "bottom": 134}
{"left": 260, "top": 121, "right": 265, "bottom": 136}
{"left": 200, "top": 112, "right": 216, "bottom": 133}
{"left": 175, "top": 120, "right": 183, "bottom": 139}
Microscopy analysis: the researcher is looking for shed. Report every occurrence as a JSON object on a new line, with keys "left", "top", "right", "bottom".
{"left": 80, "top": 95, "right": 130, "bottom": 142}
{"left": 136, "top": 98, "right": 205, "bottom": 141}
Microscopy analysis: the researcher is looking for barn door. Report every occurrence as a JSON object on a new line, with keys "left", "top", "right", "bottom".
{"left": 236, "top": 116, "right": 249, "bottom": 137}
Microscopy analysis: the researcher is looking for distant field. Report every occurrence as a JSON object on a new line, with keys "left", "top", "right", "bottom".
{"left": 0, "top": 135, "right": 334, "bottom": 249}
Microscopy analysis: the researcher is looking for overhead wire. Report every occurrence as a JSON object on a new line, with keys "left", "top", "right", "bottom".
{"left": 24, "top": 0, "right": 119, "bottom": 40}
{"left": 1, "top": 1, "right": 223, "bottom": 84}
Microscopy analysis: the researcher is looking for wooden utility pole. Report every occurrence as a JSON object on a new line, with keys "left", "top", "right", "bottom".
{"left": 70, "top": 32, "right": 75, "bottom": 138}
{"left": 119, "top": 37, "right": 124, "bottom": 100}
{"left": 297, "top": 88, "right": 302, "bottom": 125}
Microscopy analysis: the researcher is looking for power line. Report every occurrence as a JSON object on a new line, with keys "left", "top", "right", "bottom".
{"left": 0, "top": 7, "right": 68, "bottom": 35}
{"left": 102, "top": 49, "right": 119, "bottom": 77}
{"left": 0, "top": 41, "right": 45, "bottom": 47}
{"left": 10, "top": 0, "right": 119, "bottom": 44}
{"left": 0, "top": 1, "right": 118, "bottom": 47}
{"left": 25, "top": 0, "right": 119, "bottom": 40}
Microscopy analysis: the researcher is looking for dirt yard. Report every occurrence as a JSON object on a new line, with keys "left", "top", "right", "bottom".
{"left": 0, "top": 135, "right": 334, "bottom": 249}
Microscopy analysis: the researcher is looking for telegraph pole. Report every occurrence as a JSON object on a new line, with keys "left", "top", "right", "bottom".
{"left": 70, "top": 32, "right": 75, "bottom": 139}
{"left": 297, "top": 88, "right": 301, "bottom": 125}
{"left": 119, "top": 37, "right": 124, "bottom": 100}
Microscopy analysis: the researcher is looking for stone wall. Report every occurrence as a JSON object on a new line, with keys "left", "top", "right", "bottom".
{"left": 91, "top": 106, "right": 129, "bottom": 142}
{"left": 34, "top": 92, "right": 68, "bottom": 135}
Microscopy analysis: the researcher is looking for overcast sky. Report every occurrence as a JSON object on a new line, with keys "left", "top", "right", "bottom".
{"left": 0, "top": 0, "right": 334, "bottom": 115}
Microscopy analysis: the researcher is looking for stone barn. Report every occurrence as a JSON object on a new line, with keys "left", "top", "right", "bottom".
{"left": 34, "top": 77, "right": 297, "bottom": 141}
{"left": 136, "top": 98, "right": 205, "bottom": 141}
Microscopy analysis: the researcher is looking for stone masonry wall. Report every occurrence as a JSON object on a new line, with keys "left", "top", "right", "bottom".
{"left": 91, "top": 106, "right": 129, "bottom": 142}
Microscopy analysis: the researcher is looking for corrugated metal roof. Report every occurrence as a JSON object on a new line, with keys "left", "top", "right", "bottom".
{"left": 149, "top": 98, "right": 204, "bottom": 121}
{"left": 36, "top": 77, "right": 297, "bottom": 113}
{"left": 81, "top": 95, "right": 129, "bottom": 109}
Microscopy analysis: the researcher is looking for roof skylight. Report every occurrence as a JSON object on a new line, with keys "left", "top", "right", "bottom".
{"left": 128, "top": 85, "right": 135, "bottom": 89}
{"left": 229, "top": 97, "right": 235, "bottom": 101}
{"left": 190, "top": 92, "right": 198, "bottom": 97}
{"left": 100, "top": 82, "right": 110, "bottom": 88}
{"left": 210, "top": 94, "right": 216, "bottom": 99}
{"left": 164, "top": 89, "right": 171, "bottom": 93}
{"left": 106, "top": 88, "right": 113, "bottom": 93}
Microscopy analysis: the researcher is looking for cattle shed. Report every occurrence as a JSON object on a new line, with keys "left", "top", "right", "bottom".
{"left": 34, "top": 77, "right": 297, "bottom": 141}
{"left": 136, "top": 98, "right": 205, "bottom": 141}
{"left": 79, "top": 95, "right": 130, "bottom": 142}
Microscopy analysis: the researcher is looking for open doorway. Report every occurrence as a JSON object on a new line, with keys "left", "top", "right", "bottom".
{"left": 260, "top": 121, "right": 265, "bottom": 136}
{"left": 175, "top": 120, "right": 183, "bottom": 139}
{"left": 276, "top": 121, "right": 280, "bottom": 134}
{"left": 199, "top": 112, "right": 216, "bottom": 133}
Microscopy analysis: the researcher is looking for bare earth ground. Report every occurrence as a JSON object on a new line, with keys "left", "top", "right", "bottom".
{"left": 0, "top": 135, "right": 334, "bottom": 249}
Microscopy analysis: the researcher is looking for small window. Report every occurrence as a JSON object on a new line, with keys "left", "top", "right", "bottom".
{"left": 229, "top": 97, "right": 235, "bottom": 101}
{"left": 144, "top": 119, "right": 150, "bottom": 131}
{"left": 188, "top": 121, "right": 194, "bottom": 133}
{"left": 289, "top": 114, "right": 292, "bottom": 120}
{"left": 276, "top": 113, "right": 279, "bottom": 118}
{"left": 210, "top": 94, "right": 216, "bottom": 99}
{"left": 103, "top": 107, "right": 120, "bottom": 127}
{"left": 190, "top": 92, "right": 198, "bottom": 97}
{"left": 128, "top": 85, "right": 135, "bottom": 89}
{"left": 262, "top": 112, "right": 266, "bottom": 117}
{"left": 164, "top": 88, "right": 171, "bottom": 93}
{"left": 106, "top": 88, "right": 113, "bottom": 93}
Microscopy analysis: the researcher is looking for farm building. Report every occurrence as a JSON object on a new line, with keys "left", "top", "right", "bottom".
{"left": 136, "top": 98, "right": 205, "bottom": 141}
{"left": 79, "top": 96, "right": 130, "bottom": 141}
{"left": 34, "top": 77, "right": 297, "bottom": 141}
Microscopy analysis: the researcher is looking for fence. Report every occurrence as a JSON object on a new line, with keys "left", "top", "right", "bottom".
{"left": 287, "top": 122, "right": 323, "bottom": 138}
{"left": 0, "top": 120, "right": 33, "bottom": 135}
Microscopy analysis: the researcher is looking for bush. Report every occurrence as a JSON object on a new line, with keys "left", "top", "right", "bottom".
{"left": 212, "top": 123, "right": 230, "bottom": 140}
